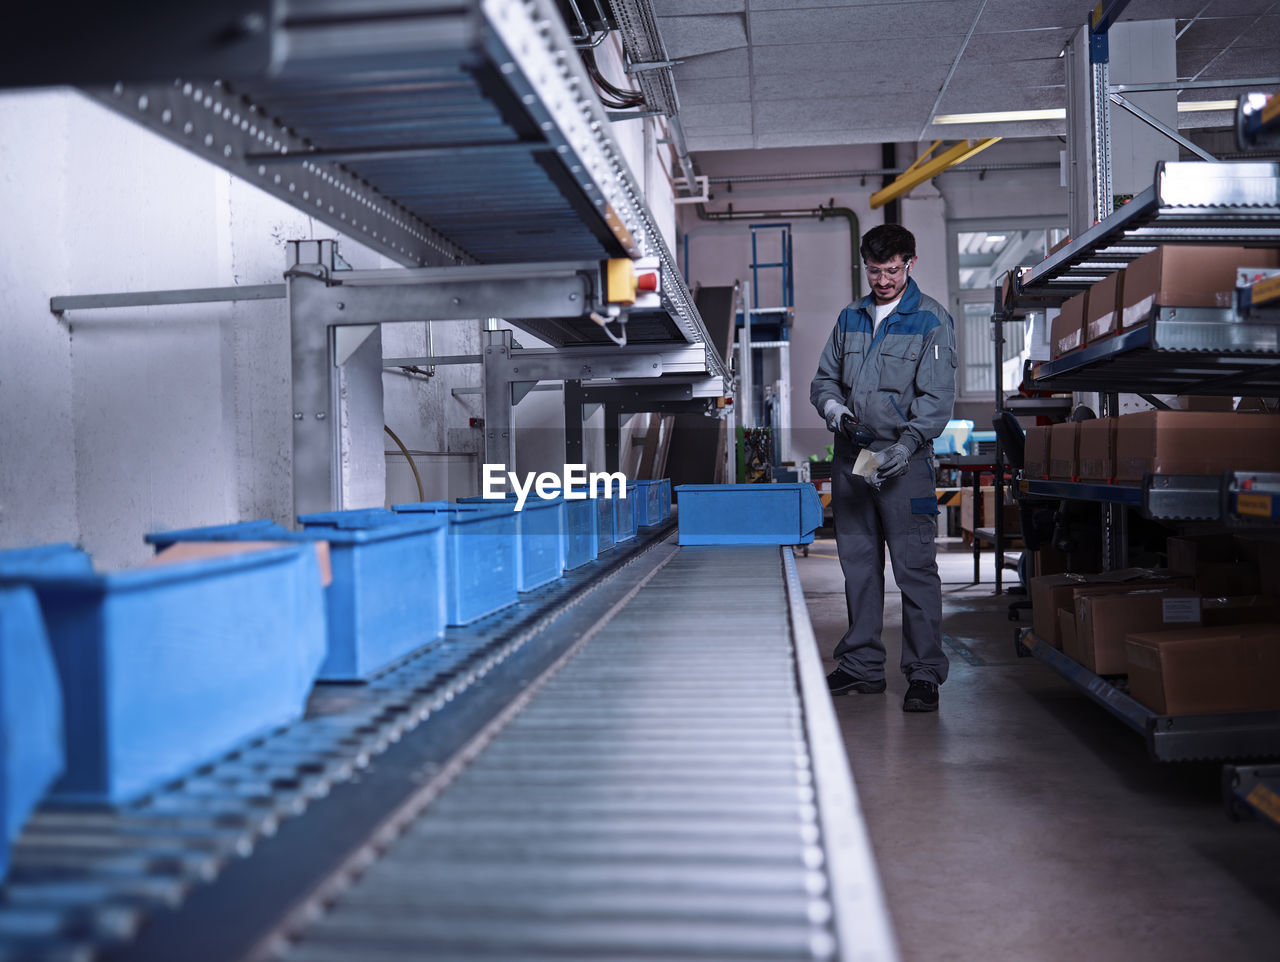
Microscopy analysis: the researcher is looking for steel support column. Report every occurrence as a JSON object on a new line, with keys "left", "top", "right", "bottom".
{"left": 564, "top": 380, "right": 585, "bottom": 464}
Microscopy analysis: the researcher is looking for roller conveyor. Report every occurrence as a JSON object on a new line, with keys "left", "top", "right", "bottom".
{"left": 0, "top": 529, "right": 896, "bottom": 962}
{"left": 64, "top": 0, "right": 716, "bottom": 363}
{"left": 260, "top": 545, "right": 894, "bottom": 962}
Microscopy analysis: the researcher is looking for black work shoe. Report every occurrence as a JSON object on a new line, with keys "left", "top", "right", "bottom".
{"left": 827, "top": 667, "right": 887, "bottom": 695}
{"left": 903, "top": 679, "right": 940, "bottom": 712}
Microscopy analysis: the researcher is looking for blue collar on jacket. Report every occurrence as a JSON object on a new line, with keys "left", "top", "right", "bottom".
{"left": 858, "top": 277, "right": 922, "bottom": 317}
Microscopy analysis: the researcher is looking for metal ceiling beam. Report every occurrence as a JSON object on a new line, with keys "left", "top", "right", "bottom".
{"left": 868, "top": 139, "right": 1001, "bottom": 210}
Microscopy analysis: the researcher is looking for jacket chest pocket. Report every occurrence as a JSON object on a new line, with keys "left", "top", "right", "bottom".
{"left": 878, "top": 336, "right": 923, "bottom": 391}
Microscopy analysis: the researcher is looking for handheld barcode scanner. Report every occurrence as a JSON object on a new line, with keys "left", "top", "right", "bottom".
{"left": 839, "top": 413, "right": 876, "bottom": 451}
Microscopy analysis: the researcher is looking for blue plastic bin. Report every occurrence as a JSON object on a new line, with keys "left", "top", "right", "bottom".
{"left": 294, "top": 510, "right": 448, "bottom": 679}
{"left": 563, "top": 498, "right": 598, "bottom": 570}
{"left": 145, "top": 519, "right": 286, "bottom": 551}
{"left": 632, "top": 479, "right": 670, "bottom": 528}
{"left": 0, "top": 543, "right": 93, "bottom": 579}
{"left": 0, "top": 587, "right": 65, "bottom": 879}
{"left": 150, "top": 514, "right": 448, "bottom": 681}
{"left": 674, "top": 483, "right": 823, "bottom": 546}
{"left": 594, "top": 496, "right": 616, "bottom": 554}
{"left": 0, "top": 543, "right": 326, "bottom": 805}
{"left": 459, "top": 496, "right": 564, "bottom": 592}
{"left": 393, "top": 502, "right": 519, "bottom": 625}
{"left": 616, "top": 486, "right": 638, "bottom": 543}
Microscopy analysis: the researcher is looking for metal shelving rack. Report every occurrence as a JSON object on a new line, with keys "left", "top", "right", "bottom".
{"left": 994, "top": 161, "right": 1280, "bottom": 761}
{"left": 1016, "top": 629, "right": 1280, "bottom": 762}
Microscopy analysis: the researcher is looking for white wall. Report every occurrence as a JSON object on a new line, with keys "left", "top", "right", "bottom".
{"left": 0, "top": 88, "right": 472, "bottom": 569}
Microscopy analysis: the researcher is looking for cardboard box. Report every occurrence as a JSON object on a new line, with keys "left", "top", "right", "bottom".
{"left": 1202, "top": 596, "right": 1280, "bottom": 627}
{"left": 1125, "top": 624, "right": 1280, "bottom": 715}
{"left": 1049, "top": 422, "right": 1079, "bottom": 481}
{"left": 1033, "top": 544, "right": 1069, "bottom": 578}
{"left": 1114, "top": 411, "right": 1280, "bottom": 482}
{"left": 1051, "top": 291, "right": 1087, "bottom": 357}
{"left": 1068, "top": 588, "right": 1201, "bottom": 674}
{"left": 1235, "top": 534, "right": 1280, "bottom": 597}
{"left": 1030, "top": 568, "right": 1188, "bottom": 648}
{"left": 1086, "top": 270, "right": 1124, "bottom": 343}
{"left": 1177, "top": 395, "right": 1234, "bottom": 412}
{"left": 1024, "top": 426, "right": 1050, "bottom": 479}
{"left": 1166, "top": 533, "right": 1236, "bottom": 575}
{"left": 1194, "top": 561, "right": 1260, "bottom": 598}
{"left": 150, "top": 540, "right": 333, "bottom": 587}
{"left": 1059, "top": 608, "right": 1078, "bottom": 656}
{"left": 1077, "top": 418, "right": 1115, "bottom": 482}
{"left": 1122, "top": 245, "right": 1280, "bottom": 329}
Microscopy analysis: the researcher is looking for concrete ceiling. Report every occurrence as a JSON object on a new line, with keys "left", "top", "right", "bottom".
{"left": 651, "top": 0, "right": 1280, "bottom": 151}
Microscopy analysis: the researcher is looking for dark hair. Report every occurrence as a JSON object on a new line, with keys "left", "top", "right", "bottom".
{"left": 860, "top": 224, "right": 916, "bottom": 263}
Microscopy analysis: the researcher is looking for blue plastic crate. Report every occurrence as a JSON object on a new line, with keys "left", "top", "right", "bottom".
{"left": 632, "top": 480, "right": 670, "bottom": 528}
{"left": 150, "top": 514, "right": 448, "bottom": 681}
{"left": 459, "top": 496, "right": 565, "bottom": 592}
{"left": 674, "top": 483, "right": 823, "bottom": 546}
{"left": 563, "top": 497, "right": 598, "bottom": 570}
{"left": 295, "top": 510, "right": 449, "bottom": 679}
{"left": 594, "top": 496, "right": 616, "bottom": 554}
{"left": 615, "top": 486, "right": 637, "bottom": 543}
{"left": 0, "top": 543, "right": 326, "bottom": 805}
{"left": 144, "top": 519, "right": 286, "bottom": 551}
{"left": 0, "top": 543, "right": 93, "bottom": 579}
{"left": 0, "top": 587, "right": 65, "bottom": 879}
{"left": 392, "top": 502, "right": 519, "bottom": 625}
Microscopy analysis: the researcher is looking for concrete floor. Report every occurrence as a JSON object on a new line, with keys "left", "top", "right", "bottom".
{"left": 795, "top": 537, "right": 1280, "bottom": 962}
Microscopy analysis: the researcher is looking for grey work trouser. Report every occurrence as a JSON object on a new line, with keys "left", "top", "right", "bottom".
{"left": 830, "top": 452, "right": 949, "bottom": 686}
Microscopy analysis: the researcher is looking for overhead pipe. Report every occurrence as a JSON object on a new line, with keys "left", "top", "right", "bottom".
{"left": 695, "top": 202, "right": 861, "bottom": 303}
{"left": 705, "top": 161, "right": 1059, "bottom": 185}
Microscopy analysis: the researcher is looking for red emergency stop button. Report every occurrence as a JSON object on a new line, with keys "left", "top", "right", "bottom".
{"left": 636, "top": 272, "right": 659, "bottom": 292}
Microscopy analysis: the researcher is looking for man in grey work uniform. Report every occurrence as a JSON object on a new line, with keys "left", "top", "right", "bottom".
{"left": 810, "top": 224, "right": 957, "bottom": 712}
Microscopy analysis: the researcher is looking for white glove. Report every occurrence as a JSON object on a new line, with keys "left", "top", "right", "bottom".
{"left": 823, "top": 399, "right": 853, "bottom": 433}
{"left": 871, "top": 442, "right": 911, "bottom": 484}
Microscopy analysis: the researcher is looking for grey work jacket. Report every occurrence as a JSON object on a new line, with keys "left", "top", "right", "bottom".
{"left": 810, "top": 278, "right": 958, "bottom": 460}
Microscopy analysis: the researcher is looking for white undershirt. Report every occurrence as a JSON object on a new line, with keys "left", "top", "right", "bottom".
{"left": 873, "top": 295, "right": 902, "bottom": 332}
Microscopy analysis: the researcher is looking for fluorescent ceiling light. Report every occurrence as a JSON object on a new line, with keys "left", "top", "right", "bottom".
{"left": 1176, "top": 99, "right": 1235, "bottom": 112}
{"left": 933, "top": 108, "right": 1065, "bottom": 125}
{"left": 933, "top": 100, "right": 1234, "bottom": 125}
{"left": 986, "top": 234, "right": 1008, "bottom": 242}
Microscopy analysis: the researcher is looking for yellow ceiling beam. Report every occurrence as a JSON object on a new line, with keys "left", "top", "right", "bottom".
{"left": 869, "top": 138, "right": 1001, "bottom": 210}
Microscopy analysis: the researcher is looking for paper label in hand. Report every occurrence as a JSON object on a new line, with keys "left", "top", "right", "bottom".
{"left": 852, "top": 448, "right": 881, "bottom": 479}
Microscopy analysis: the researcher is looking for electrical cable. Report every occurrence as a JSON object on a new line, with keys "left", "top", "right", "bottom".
{"left": 582, "top": 48, "right": 645, "bottom": 109}
{"left": 383, "top": 425, "right": 425, "bottom": 503}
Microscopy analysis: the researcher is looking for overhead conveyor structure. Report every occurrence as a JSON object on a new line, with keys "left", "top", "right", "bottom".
{"left": 42, "top": 0, "right": 728, "bottom": 515}
{"left": 0, "top": 535, "right": 898, "bottom": 962}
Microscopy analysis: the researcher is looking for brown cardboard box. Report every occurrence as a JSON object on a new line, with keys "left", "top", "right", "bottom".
{"left": 1194, "top": 561, "right": 1261, "bottom": 598}
{"left": 1049, "top": 422, "right": 1079, "bottom": 481}
{"left": 1114, "top": 411, "right": 1280, "bottom": 482}
{"left": 1024, "top": 425, "right": 1050, "bottom": 478}
{"left": 1051, "top": 291, "right": 1087, "bottom": 357}
{"left": 960, "top": 487, "right": 978, "bottom": 533}
{"left": 149, "top": 540, "right": 334, "bottom": 587}
{"left": 1202, "top": 596, "right": 1280, "bottom": 627}
{"left": 1235, "top": 534, "right": 1280, "bottom": 597}
{"left": 1086, "top": 270, "right": 1124, "bottom": 343}
{"left": 1165, "top": 533, "right": 1236, "bottom": 575}
{"left": 1033, "top": 544, "right": 1070, "bottom": 578}
{"left": 1125, "top": 624, "right": 1280, "bottom": 715}
{"left": 1059, "top": 608, "right": 1078, "bottom": 655}
{"left": 1177, "top": 395, "right": 1234, "bottom": 412}
{"left": 1121, "top": 245, "right": 1280, "bottom": 329}
{"left": 1068, "top": 588, "right": 1201, "bottom": 674}
{"left": 1030, "top": 568, "right": 1188, "bottom": 648}
{"left": 1077, "top": 418, "right": 1115, "bottom": 482}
